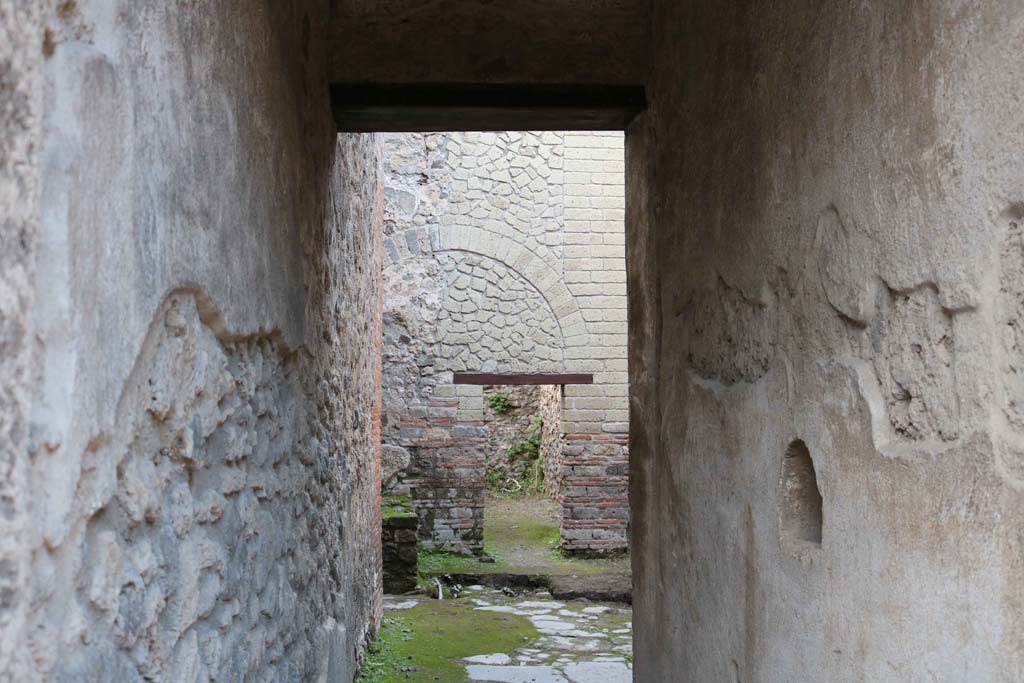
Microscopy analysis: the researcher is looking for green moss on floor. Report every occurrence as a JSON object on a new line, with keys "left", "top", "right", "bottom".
{"left": 356, "top": 600, "right": 539, "bottom": 683}
{"left": 493, "top": 506, "right": 560, "bottom": 548}
{"left": 417, "top": 548, "right": 493, "bottom": 576}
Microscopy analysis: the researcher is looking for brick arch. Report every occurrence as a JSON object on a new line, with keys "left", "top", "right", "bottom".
{"left": 431, "top": 225, "right": 586, "bottom": 346}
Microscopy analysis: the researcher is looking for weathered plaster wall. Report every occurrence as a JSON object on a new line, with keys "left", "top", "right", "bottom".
{"left": 16, "top": 2, "right": 383, "bottom": 680}
{"left": 381, "top": 131, "right": 629, "bottom": 554}
{"left": 631, "top": 1, "right": 1024, "bottom": 679}
{"left": 0, "top": 1, "right": 42, "bottom": 680}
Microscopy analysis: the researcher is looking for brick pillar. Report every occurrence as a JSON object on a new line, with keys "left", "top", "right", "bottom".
{"left": 559, "top": 433, "right": 629, "bottom": 554}
{"left": 408, "top": 394, "right": 487, "bottom": 555}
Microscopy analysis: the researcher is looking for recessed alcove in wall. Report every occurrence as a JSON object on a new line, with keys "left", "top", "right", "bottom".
{"left": 778, "top": 439, "right": 823, "bottom": 546}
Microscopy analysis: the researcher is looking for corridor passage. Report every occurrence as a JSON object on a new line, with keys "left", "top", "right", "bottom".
{"left": 7, "top": 2, "right": 1024, "bottom": 680}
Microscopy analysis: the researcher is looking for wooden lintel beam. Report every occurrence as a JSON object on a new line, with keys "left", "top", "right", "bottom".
{"left": 453, "top": 372, "right": 594, "bottom": 386}
{"left": 330, "top": 84, "right": 646, "bottom": 132}
{"left": 328, "top": 1, "right": 648, "bottom": 89}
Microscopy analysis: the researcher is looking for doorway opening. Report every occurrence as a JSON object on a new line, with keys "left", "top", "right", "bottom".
{"left": 372, "top": 131, "right": 631, "bottom": 682}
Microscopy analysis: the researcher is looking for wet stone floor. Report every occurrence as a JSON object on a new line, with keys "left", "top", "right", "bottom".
{"left": 358, "top": 587, "right": 632, "bottom": 683}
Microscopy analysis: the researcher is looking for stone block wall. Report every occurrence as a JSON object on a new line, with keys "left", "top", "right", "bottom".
{"left": 405, "top": 393, "right": 487, "bottom": 553}
{"left": 3, "top": 4, "right": 385, "bottom": 680}
{"left": 558, "top": 133, "right": 630, "bottom": 553}
{"left": 382, "top": 131, "right": 629, "bottom": 554}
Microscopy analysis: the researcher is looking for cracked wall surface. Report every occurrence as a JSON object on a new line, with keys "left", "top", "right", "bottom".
{"left": 630, "top": 1, "right": 1024, "bottom": 679}
{"left": 4, "top": 2, "right": 384, "bottom": 680}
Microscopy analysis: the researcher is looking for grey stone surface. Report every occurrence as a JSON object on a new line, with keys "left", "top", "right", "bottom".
{"left": 467, "top": 665, "right": 568, "bottom": 683}
{"left": 382, "top": 444, "right": 411, "bottom": 492}
{"left": 0, "top": 1, "right": 41, "bottom": 680}
{"left": 465, "top": 653, "right": 513, "bottom": 665}
{"left": 629, "top": 1, "right": 1024, "bottom": 679}
{"left": 563, "top": 662, "right": 630, "bottom": 683}
{"left": 5, "top": 3, "right": 385, "bottom": 679}
{"left": 481, "top": 385, "right": 544, "bottom": 479}
{"left": 382, "top": 589, "right": 631, "bottom": 682}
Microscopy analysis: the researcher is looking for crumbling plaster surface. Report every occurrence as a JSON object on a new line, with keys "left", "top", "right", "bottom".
{"left": 17, "top": 1, "right": 383, "bottom": 680}
{"left": 630, "top": 1, "right": 1024, "bottom": 680}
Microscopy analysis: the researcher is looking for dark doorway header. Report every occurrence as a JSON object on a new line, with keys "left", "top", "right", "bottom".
{"left": 453, "top": 372, "right": 594, "bottom": 386}
{"left": 331, "top": 84, "right": 646, "bottom": 132}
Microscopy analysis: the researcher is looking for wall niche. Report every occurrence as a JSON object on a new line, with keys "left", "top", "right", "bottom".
{"left": 778, "top": 439, "right": 823, "bottom": 546}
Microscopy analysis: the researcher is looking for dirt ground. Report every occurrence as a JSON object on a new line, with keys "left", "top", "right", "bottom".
{"left": 418, "top": 494, "right": 630, "bottom": 579}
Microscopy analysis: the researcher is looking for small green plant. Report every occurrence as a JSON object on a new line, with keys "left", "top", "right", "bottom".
{"left": 517, "top": 460, "right": 545, "bottom": 495}
{"left": 485, "top": 466, "right": 506, "bottom": 491}
{"left": 488, "top": 392, "right": 513, "bottom": 414}
{"left": 506, "top": 416, "right": 544, "bottom": 495}
{"left": 484, "top": 416, "right": 546, "bottom": 496}
{"left": 507, "top": 415, "right": 543, "bottom": 461}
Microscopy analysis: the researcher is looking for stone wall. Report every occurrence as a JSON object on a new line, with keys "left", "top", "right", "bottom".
{"left": 482, "top": 385, "right": 542, "bottom": 482}
{"left": 0, "top": 1, "right": 42, "bottom": 679}
{"left": 382, "top": 131, "right": 629, "bottom": 554}
{"left": 557, "top": 132, "right": 629, "bottom": 553}
{"left": 539, "top": 385, "right": 564, "bottom": 498}
{"left": 630, "top": 1, "right": 1024, "bottom": 679}
{"left": 4, "top": 3, "right": 384, "bottom": 680}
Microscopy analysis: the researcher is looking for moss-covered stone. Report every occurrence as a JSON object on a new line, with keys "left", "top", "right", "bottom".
{"left": 382, "top": 494, "right": 415, "bottom": 521}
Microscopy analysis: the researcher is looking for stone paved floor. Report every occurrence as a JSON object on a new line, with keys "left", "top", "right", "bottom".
{"left": 382, "top": 587, "right": 632, "bottom": 683}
